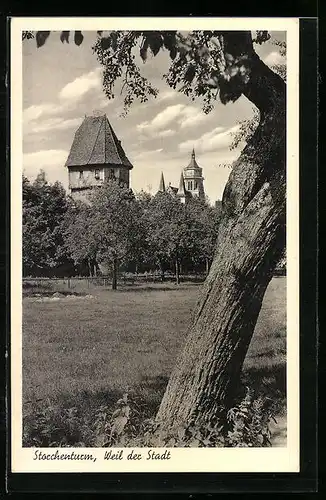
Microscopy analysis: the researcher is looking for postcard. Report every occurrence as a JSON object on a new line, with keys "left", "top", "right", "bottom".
{"left": 10, "top": 17, "right": 299, "bottom": 474}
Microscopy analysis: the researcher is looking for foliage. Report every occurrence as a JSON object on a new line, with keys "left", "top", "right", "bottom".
{"left": 23, "top": 172, "right": 221, "bottom": 278}
{"left": 88, "top": 180, "right": 144, "bottom": 268}
{"left": 140, "top": 192, "right": 220, "bottom": 278}
{"left": 23, "top": 386, "right": 282, "bottom": 448}
{"left": 229, "top": 37, "right": 286, "bottom": 151}
{"left": 185, "top": 197, "right": 222, "bottom": 269}
{"left": 226, "top": 387, "right": 279, "bottom": 447}
{"left": 62, "top": 200, "right": 98, "bottom": 268}
{"left": 63, "top": 180, "right": 144, "bottom": 284}
{"left": 24, "top": 29, "right": 280, "bottom": 115}
{"left": 229, "top": 108, "right": 260, "bottom": 151}
{"left": 22, "top": 172, "right": 70, "bottom": 272}
{"left": 142, "top": 192, "right": 189, "bottom": 273}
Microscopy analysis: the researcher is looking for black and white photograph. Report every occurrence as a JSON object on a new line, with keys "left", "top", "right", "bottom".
{"left": 10, "top": 18, "right": 300, "bottom": 473}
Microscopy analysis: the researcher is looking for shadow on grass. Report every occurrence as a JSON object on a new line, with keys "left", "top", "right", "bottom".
{"left": 23, "top": 375, "right": 169, "bottom": 448}
{"left": 241, "top": 362, "right": 286, "bottom": 404}
{"left": 23, "top": 285, "right": 87, "bottom": 298}
{"left": 106, "top": 283, "right": 203, "bottom": 293}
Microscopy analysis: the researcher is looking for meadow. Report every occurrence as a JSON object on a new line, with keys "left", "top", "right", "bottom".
{"left": 22, "top": 277, "right": 286, "bottom": 447}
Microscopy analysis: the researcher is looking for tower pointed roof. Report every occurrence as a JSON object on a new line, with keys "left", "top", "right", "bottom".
{"left": 158, "top": 172, "right": 166, "bottom": 192}
{"left": 177, "top": 171, "right": 186, "bottom": 197}
{"left": 65, "top": 114, "right": 133, "bottom": 169}
{"left": 185, "top": 148, "right": 200, "bottom": 171}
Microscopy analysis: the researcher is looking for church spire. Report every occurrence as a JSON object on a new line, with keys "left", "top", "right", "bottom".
{"left": 177, "top": 172, "right": 186, "bottom": 203}
{"left": 177, "top": 172, "right": 186, "bottom": 195}
{"left": 158, "top": 171, "right": 166, "bottom": 192}
{"left": 192, "top": 147, "right": 196, "bottom": 159}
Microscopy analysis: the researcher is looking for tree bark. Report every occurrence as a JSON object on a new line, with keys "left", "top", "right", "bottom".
{"left": 156, "top": 33, "right": 286, "bottom": 432}
{"left": 112, "top": 257, "right": 118, "bottom": 290}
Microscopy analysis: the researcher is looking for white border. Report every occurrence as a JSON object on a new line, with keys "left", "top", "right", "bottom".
{"left": 11, "top": 17, "right": 300, "bottom": 473}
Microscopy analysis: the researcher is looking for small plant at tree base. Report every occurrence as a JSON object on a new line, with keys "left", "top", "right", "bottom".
{"left": 226, "top": 387, "right": 279, "bottom": 447}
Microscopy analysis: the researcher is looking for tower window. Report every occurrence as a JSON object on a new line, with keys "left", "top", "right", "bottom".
{"left": 188, "top": 181, "right": 193, "bottom": 190}
{"left": 194, "top": 181, "right": 198, "bottom": 190}
{"left": 79, "top": 170, "right": 83, "bottom": 179}
{"left": 109, "top": 169, "right": 115, "bottom": 179}
{"left": 94, "top": 169, "right": 100, "bottom": 180}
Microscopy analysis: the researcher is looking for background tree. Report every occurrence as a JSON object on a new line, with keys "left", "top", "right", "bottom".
{"left": 28, "top": 30, "right": 286, "bottom": 435}
{"left": 64, "top": 180, "right": 144, "bottom": 289}
{"left": 144, "top": 192, "right": 194, "bottom": 284}
{"left": 62, "top": 199, "right": 99, "bottom": 277}
{"left": 23, "top": 171, "right": 71, "bottom": 275}
{"left": 184, "top": 197, "right": 222, "bottom": 274}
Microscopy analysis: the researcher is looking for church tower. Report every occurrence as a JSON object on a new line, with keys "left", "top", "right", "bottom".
{"left": 183, "top": 149, "right": 205, "bottom": 201}
{"left": 65, "top": 113, "right": 133, "bottom": 200}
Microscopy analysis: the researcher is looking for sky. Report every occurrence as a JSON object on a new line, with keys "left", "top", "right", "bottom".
{"left": 23, "top": 31, "right": 286, "bottom": 203}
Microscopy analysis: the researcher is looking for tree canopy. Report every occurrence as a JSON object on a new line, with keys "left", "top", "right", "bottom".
{"left": 24, "top": 29, "right": 277, "bottom": 115}
{"left": 22, "top": 172, "right": 70, "bottom": 274}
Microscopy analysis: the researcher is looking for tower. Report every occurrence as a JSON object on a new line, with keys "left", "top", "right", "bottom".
{"left": 183, "top": 148, "right": 205, "bottom": 201}
{"left": 158, "top": 172, "right": 166, "bottom": 192}
{"left": 176, "top": 171, "right": 187, "bottom": 204}
{"left": 65, "top": 113, "right": 133, "bottom": 200}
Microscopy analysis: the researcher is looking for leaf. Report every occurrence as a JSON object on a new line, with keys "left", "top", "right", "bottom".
{"left": 110, "top": 31, "right": 118, "bottom": 51}
{"left": 94, "top": 433, "right": 107, "bottom": 447}
{"left": 140, "top": 39, "right": 149, "bottom": 62}
{"left": 184, "top": 64, "right": 196, "bottom": 83}
{"left": 74, "top": 31, "right": 84, "bottom": 46}
{"left": 100, "top": 37, "right": 111, "bottom": 50}
{"left": 36, "top": 31, "right": 50, "bottom": 48}
{"left": 148, "top": 33, "right": 163, "bottom": 57}
{"left": 111, "top": 415, "right": 128, "bottom": 436}
{"left": 162, "top": 31, "right": 176, "bottom": 51}
{"left": 169, "top": 46, "right": 177, "bottom": 60}
{"left": 111, "top": 408, "right": 122, "bottom": 419}
{"left": 60, "top": 31, "right": 70, "bottom": 43}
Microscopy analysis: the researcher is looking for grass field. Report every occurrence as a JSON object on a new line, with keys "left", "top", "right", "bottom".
{"left": 22, "top": 277, "right": 286, "bottom": 446}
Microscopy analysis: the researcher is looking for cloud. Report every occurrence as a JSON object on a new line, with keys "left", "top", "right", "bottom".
{"left": 264, "top": 51, "right": 285, "bottom": 67}
{"left": 179, "top": 125, "right": 239, "bottom": 154}
{"left": 25, "top": 117, "right": 82, "bottom": 135}
{"left": 23, "top": 103, "right": 59, "bottom": 125}
{"left": 157, "top": 129, "right": 174, "bottom": 138}
{"left": 137, "top": 104, "right": 210, "bottom": 139}
{"left": 151, "top": 104, "right": 185, "bottom": 130}
{"left": 157, "top": 90, "right": 177, "bottom": 102}
{"left": 180, "top": 106, "right": 207, "bottom": 129}
{"left": 133, "top": 148, "right": 163, "bottom": 160}
{"left": 59, "top": 68, "right": 102, "bottom": 101}
{"left": 23, "top": 149, "right": 69, "bottom": 176}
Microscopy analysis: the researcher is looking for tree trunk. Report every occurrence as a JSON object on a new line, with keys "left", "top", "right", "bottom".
{"left": 156, "top": 33, "right": 286, "bottom": 432}
{"left": 112, "top": 257, "right": 118, "bottom": 290}
{"left": 205, "top": 257, "right": 209, "bottom": 275}
{"left": 159, "top": 262, "right": 165, "bottom": 283}
{"left": 175, "top": 258, "right": 180, "bottom": 285}
{"left": 87, "top": 258, "right": 92, "bottom": 277}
